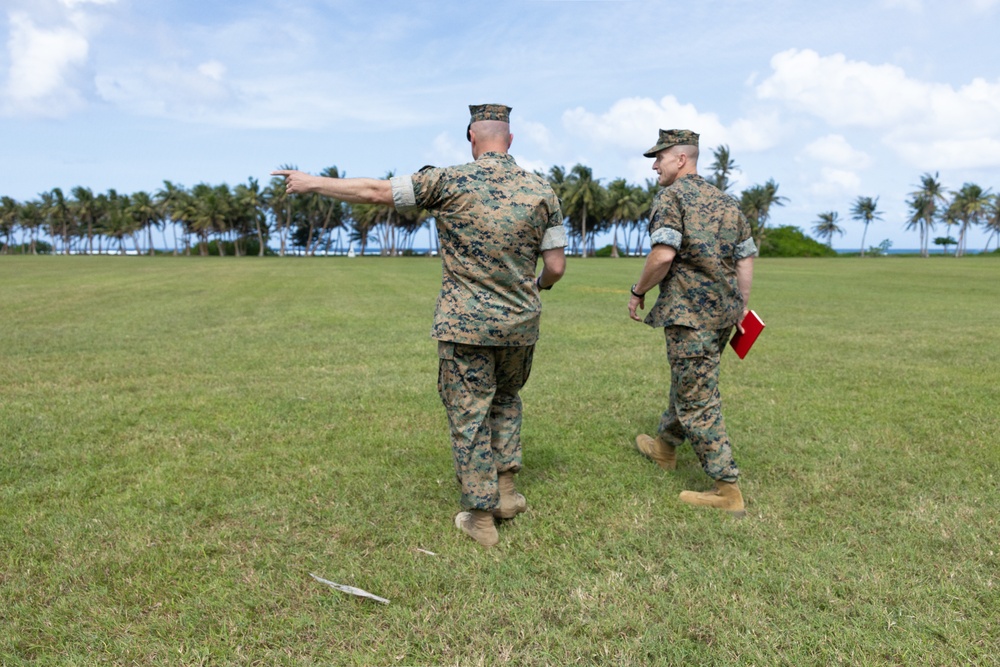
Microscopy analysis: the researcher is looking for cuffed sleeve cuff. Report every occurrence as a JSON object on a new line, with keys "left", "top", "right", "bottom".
{"left": 541, "top": 225, "right": 568, "bottom": 251}
{"left": 390, "top": 175, "right": 418, "bottom": 213}
{"left": 735, "top": 236, "right": 758, "bottom": 259}
{"left": 650, "top": 227, "right": 682, "bottom": 249}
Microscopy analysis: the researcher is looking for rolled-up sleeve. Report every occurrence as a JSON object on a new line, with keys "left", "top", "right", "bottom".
{"left": 541, "top": 225, "right": 568, "bottom": 251}
{"left": 735, "top": 236, "right": 758, "bottom": 259}
{"left": 650, "top": 227, "right": 683, "bottom": 249}
{"left": 390, "top": 175, "right": 418, "bottom": 213}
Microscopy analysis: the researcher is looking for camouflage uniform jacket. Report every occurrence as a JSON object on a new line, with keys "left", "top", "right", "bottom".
{"left": 391, "top": 152, "right": 567, "bottom": 346}
{"left": 644, "top": 174, "right": 757, "bottom": 330}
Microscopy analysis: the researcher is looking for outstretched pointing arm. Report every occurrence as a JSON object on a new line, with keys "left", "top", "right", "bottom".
{"left": 270, "top": 170, "right": 394, "bottom": 205}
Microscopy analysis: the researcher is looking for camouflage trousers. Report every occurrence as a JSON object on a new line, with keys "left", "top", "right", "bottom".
{"left": 437, "top": 341, "right": 535, "bottom": 511}
{"left": 658, "top": 326, "right": 740, "bottom": 483}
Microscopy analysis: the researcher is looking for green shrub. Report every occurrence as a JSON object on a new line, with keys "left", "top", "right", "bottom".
{"left": 759, "top": 225, "right": 838, "bottom": 257}
{"left": 593, "top": 243, "right": 628, "bottom": 257}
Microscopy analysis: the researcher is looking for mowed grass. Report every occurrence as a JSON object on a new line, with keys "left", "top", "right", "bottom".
{"left": 1, "top": 255, "right": 997, "bottom": 666}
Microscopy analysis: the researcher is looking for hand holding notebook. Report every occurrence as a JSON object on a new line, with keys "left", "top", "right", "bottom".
{"left": 729, "top": 310, "right": 765, "bottom": 359}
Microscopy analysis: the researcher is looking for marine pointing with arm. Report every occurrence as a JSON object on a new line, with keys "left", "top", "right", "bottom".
{"left": 272, "top": 104, "right": 567, "bottom": 547}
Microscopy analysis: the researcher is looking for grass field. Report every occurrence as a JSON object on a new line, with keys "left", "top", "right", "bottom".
{"left": 1, "top": 255, "right": 998, "bottom": 666}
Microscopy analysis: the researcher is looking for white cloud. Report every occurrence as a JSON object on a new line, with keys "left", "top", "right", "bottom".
{"left": 3, "top": 11, "right": 89, "bottom": 116}
{"left": 59, "top": 0, "right": 118, "bottom": 7}
{"left": 882, "top": 0, "right": 998, "bottom": 11}
{"left": 809, "top": 167, "right": 863, "bottom": 197}
{"left": 429, "top": 132, "right": 469, "bottom": 168}
{"left": 197, "top": 61, "right": 226, "bottom": 82}
{"left": 756, "top": 49, "right": 927, "bottom": 127}
{"left": 757, "top": 49, "right": 1000, "bottom": 169}
{"left": 803, "top": 134, "right": 872, "bottom": 169}
{"left": 2, "top": 0, "right": 120, "bottom": 117}
{"left": 516, "top": 119, "right": 554, "bottom": 154}
{"left": 561, "top": 95, "right": 780, "bottom": 157}
{"left": 882, "top": 0, "right": 922, "bottom": 11}
{"left": 94, "top": 60, "right": 262, "bottom": 124}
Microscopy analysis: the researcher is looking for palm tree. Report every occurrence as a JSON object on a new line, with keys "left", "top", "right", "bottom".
{"left": 908, "top": 172, "right": 947, "bottom": 257}
{"left": 128, "top": 191, "right": 161, "bottom": 255}
{"left": 18, "top": 200, "right": 44, "bottom": 254}
{"left": 949, "top": 183, "right": 991, "bottom": 257}
{"left": 40, "top": 188, "right": 74, "bottom": 254}
{"left": 562, "top": 164, "right": 604, "bottom": 257}
{"left": 850, "top": 195, "right": 882, "bottom": 257}
{"left": 0, "top": 196, "right": 19, "bottom": 254}
{"left": 349, "top": 202, "right": 381, "bottom": 256}
{"left": 102, "top": 190, "right": 137, "bottom": 254}
{"left": 265, "top": 167, "right": 297, "bottom": 257}
{"left": 708, "top": 144, "right": 738, "bottom": 193}
{"left": 812, "top": 211, "right": 844, "bottom": 247}
{"left": 156, "top": 181, "right": 188, "bottom": 255}
{"left": 631, "top": 179, "right": 658, "bottom": 256}
{"left": 312, "top": 166, "right": 347, "bottom": 256}
{"left": 605, "top": 178, "right": 644, "bottom": 257}
{"left": 740, "top": 179, "right": 787, "bottom": 248}
{"left": 234, "top": 178, "right": 269, "bottom": 256}
{"left": 185, "top": 183, "right": 233, "bottom": 255}
{"left": 71, "top": 186, "right": 104, "bottom": 255}
{"left": 983, "top": 194, "right": 1000, "bottom": 252}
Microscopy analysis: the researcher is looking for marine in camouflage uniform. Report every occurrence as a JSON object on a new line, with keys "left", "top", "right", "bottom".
{"left": 273, "top": 105, "right": 566, "bottom": 546}
{"left": 627, "top": 129, "right": 756, "bottom": 516}
{"left": 391, "top": 107, "right": 566, "bottom": 517}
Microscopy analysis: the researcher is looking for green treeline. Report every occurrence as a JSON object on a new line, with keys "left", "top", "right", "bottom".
{"left": 1, "top": 149, "right": 997, "bottom": 257}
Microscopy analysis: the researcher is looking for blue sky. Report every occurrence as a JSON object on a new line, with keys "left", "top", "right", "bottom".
{"left": 3, "top": 0, "right": 999, "bottom": 251}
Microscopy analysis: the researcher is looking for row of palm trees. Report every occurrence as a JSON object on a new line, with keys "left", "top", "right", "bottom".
{"left": 0, "top": 148, "right": 785, "bottom": 258}
{"left": 4, "top": 151, "right": 995, "bottom": 258}
{"left": 811, "top": 173, "right": 1000, "bottom": 257}
{"left": 0, "top": 146, "right": 785, "bottom": 257}
{"left": 0, "top": 166, "right": 432, "bottom": 258}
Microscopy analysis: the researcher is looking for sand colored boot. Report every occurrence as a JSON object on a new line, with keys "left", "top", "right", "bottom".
{"left": 679, "top": 480, "right": 746, "bottom": 518}
{"left": 494, "top": 472, "right": 527, "bottom": 519}
{"left": 454, "top": 509, "right": 499, "bottom": 547}
{"left": 635, "top": 434, "right": 677, "bottom": 471}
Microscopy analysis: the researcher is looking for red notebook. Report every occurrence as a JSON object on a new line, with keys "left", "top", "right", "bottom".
{"left": 729, "top": 310, "right": 765, "bottom": 359}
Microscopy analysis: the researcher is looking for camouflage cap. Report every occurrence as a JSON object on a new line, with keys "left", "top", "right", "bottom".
{"left": 467, "top": 103, "right": 512, "bottom": 141}
{"left": 642, "top": 129, "right": 700, "bottom": 158}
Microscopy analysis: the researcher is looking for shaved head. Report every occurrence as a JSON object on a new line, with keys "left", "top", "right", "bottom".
{"left": 468, "top": 119, "right": 513, "bottom": 158}
{"left": 470, "top": 120, "right": 510, "bottom": 142}
{"left": 672, "top": 144, "right": 699, "bottom": 164}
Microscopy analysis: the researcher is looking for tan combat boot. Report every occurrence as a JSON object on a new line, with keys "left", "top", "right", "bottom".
{"left": 635, "top": 434, "right": 677, "bottom": 471}
{"left": 494, "top": 471, "right": 527, "bottom": 519}
{"left": 454, "top": 509, "right": 499, "bottom": 547}
{"left": 679, "top": 480, "right": 746, "bottom": 518}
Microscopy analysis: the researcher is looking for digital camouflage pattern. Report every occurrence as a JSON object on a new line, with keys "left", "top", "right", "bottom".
{"left": 643, "top": 169, "right": 753, "bottom": 484}
{"left": 643, "top": 128, "right": 700, "bottom": 158}
{"left": 437, "top": 341, "right": 534, "bottom": 511}
{"left": 657, "top": 326, "right": 740, "bottom": 483}
{"left": 468, "top": 103, "right": 512, "bottom": 124}
{"left": 392, "top": 152, "right": 566, "bottom": 346}
{"left": 466, "top": 104, "right": 512, "bottom": 140}
{"left": 644, "top": 173, "right": 756, "bottom": 330}
{"left": 390, "top": 140, "right": 565, "bottom": 514}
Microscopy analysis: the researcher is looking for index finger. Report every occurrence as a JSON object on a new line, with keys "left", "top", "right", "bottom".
{"left": 270, "top": 169, "right": 292, "bottom": 176}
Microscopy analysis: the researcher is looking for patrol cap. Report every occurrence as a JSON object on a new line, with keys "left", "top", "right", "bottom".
{"left": 467, "top": 103, "right": 512, "bottom": 141}
{"left": 642, "top": 129, "right": 700, "bottom": 158}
